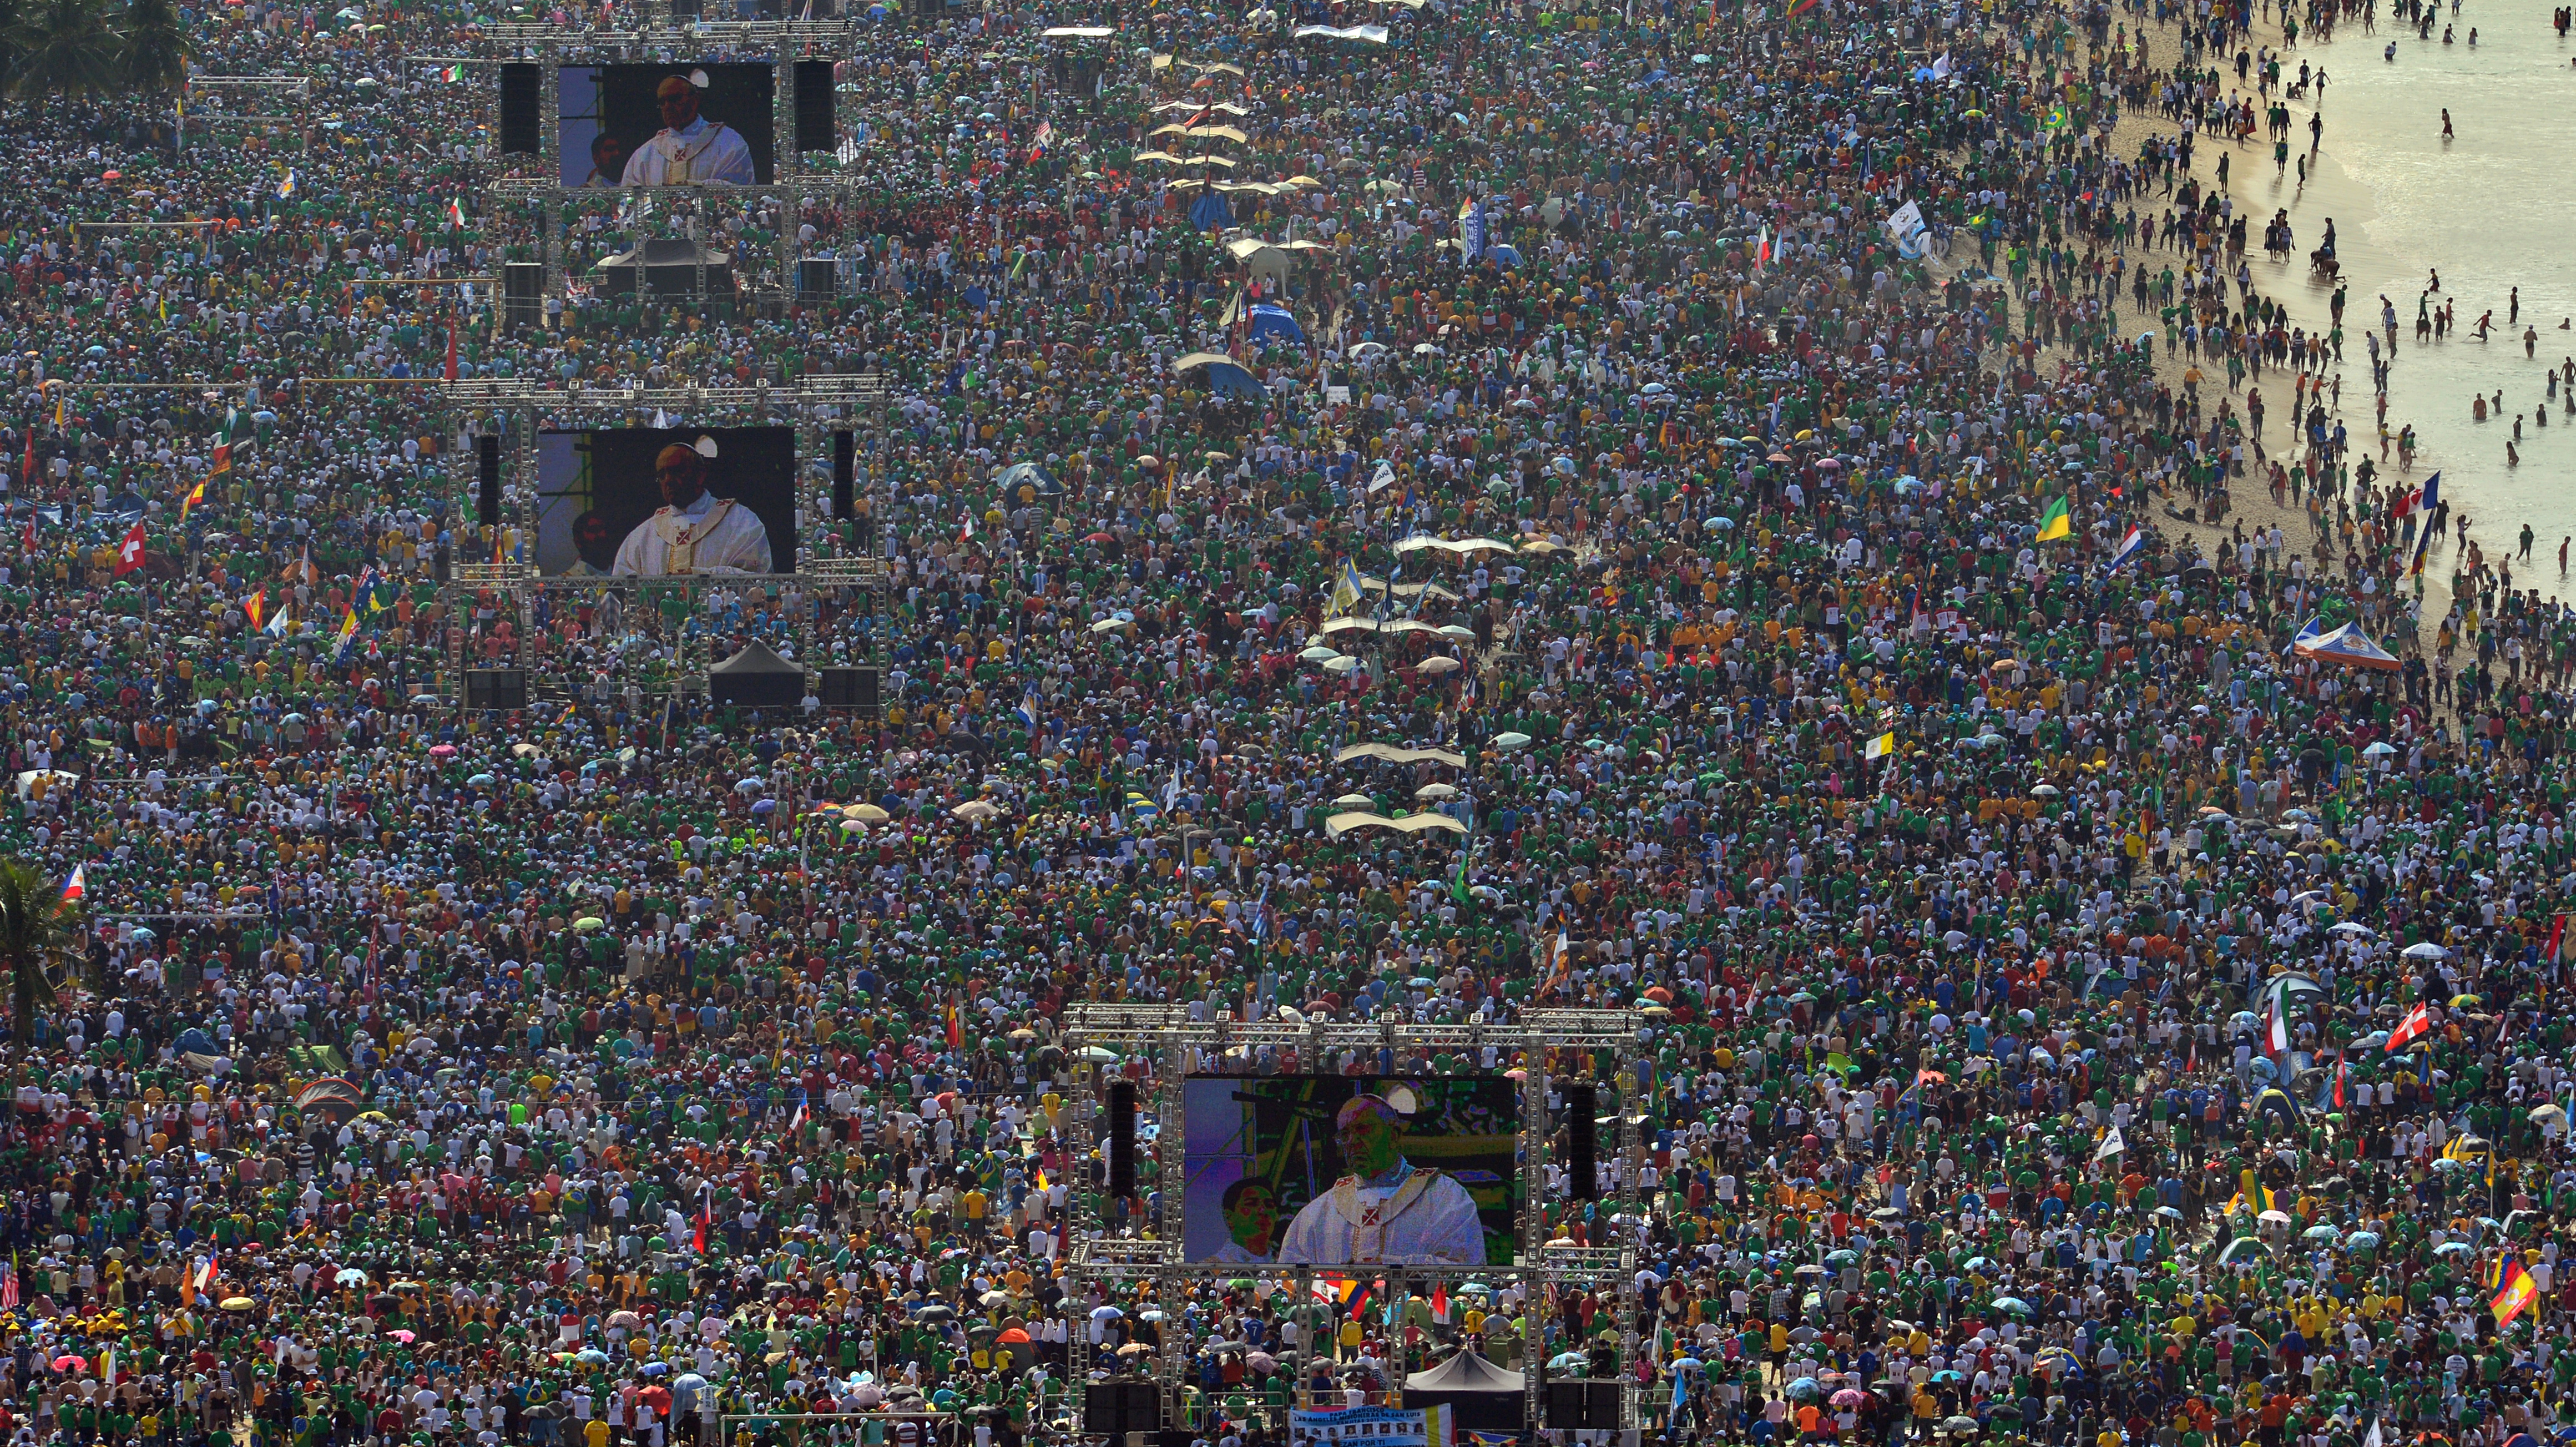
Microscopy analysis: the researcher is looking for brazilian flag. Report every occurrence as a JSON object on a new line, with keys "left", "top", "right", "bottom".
{"left": 2035, "top": 495, "right": 2072, "bottom": 542}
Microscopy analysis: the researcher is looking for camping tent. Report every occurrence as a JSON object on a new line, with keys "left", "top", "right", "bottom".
{"left": 1246, "top": 303, "right": 1305, "bottom": 344}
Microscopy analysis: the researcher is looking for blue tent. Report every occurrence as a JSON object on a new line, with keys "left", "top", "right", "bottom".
{"left": 1188, "top": 192, "right": 1234, "bottom": 231}
{"left": 1203, "top": 361, "right": 1267, "bottom": 399}
{"left": 1246, "top": 304, "right": 1305, "bottom": 344}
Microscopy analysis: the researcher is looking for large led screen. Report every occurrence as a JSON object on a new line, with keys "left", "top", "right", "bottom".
{"left": 535, "top": 428, "right": 795, "bottom": 577}
{"left": 1181, "top": 1076, "right": 1521, "bottom": 1267}
{"left": 560, "top": 63, "right": 775, "bottom": 187}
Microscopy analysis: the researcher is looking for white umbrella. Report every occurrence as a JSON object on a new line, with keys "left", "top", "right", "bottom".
{"left": 2401, "top": 942, "right": 2452, "bottom": 959}
{"left": 1415, "top": 783, "right": 1459, "bottom": 800}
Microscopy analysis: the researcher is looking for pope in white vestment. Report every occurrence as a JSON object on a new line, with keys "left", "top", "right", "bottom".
{"left": 612, "top": 442, "right": 776, "bottom": 576}
{"left": 1275, "top": 1096, "right": 1489, "bottom": 1267}
{"left": 620, "top": 75, "right": 757, "bottom": 186}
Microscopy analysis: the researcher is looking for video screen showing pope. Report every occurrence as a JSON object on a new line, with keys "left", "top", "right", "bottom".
{"left": 535, "top": 427, "right": 796, "bottom": 578}
{"left": 559, "top": 63, "right": 775, "bottom": 188}
{"left": 1181, "top": 1077, "right": 1521, "bottom": 1267}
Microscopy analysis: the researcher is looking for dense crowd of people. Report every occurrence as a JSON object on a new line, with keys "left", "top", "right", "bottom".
{"left": 7, "top": 1, "right": 2576, "bottom": 1446}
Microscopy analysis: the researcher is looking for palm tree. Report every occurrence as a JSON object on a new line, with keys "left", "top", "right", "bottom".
{"left": 0, "top": 0, "right": 25, "bottom": 95}
{"left": 0, "top": 859, "right": 68, "bottom": 1038}
{"left": 118, "top": 0, "right": 186, "bottom": 94}
{"left": 11, "top": 0, "right": 121, "bottom": 106}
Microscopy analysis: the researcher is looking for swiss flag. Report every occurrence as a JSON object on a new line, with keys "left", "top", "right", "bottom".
{"left": 2387, "top": 1001, "right": 2434, "bottom": 1053}
{"left": 114, "top": 521, "right": 147, "bottom": 576}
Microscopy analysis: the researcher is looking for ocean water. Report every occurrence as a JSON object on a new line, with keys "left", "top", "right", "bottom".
{"left": 2236, "top": 0, "right": 2576, "bottom": 584}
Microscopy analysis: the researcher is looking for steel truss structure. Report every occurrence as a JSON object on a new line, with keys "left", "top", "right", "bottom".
{"left": 458, "top": 21, "right": 880, "bottom": 307}
{"left": 1058, "top": 1005, "right": 1650, "bottom": 1440}
{"left": 433, "top": 376, "right": 890, "bottom": 707}
{"left": 178, "top": 75, "right": 316, "bottom": 153}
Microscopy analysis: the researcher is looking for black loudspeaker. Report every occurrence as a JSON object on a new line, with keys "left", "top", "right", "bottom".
{"left": 1155, "top": 1432, "right": 1193, "bottom": 1447}
{"left": 798, "top": 258, "right": 838, "bottom": 302}
{"left": 1565, "top": 1081, "right": 1599, "bottom": 1201}
{"left": 831, "top": 430, "right": 856, "bottom": 518}
{"left": 497, "top": 64, "right": 542, "bottom": 155}
{"left": 1546, "top": 1382, "right": 1622, "bottom": 1430}
{"left": 501, "top": 261, "right": 544, "bottom": 329}
{"left": 465, "top": 669, "right": 527, "bottom": 712}
{"left": 793, "top": 59, "right": 836, "bottom": 152}
{"left": 1107, "top": 1081, "right": 1137, "bottom": 1198}
{"left": 819, "top": 665, "right": 877, "bottom": 712}
{"left": 476, "top": 435, "right": 502, "bottom": 525}
{"left": 1083, "top": 1383, "right": 1163, "bottom": 1437}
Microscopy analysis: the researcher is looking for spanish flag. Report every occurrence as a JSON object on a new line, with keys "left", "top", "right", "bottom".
{"left": 945, "top": 997, "right": 963, "bottom": 1051}
{"left": 2035, "top": 495, "right": 2073, "bottom": 542}
{"left": 180, "top": 479, "right": 205, "bottom": 522}
{"left": 242, "top": 589, "right": 266, "bottom": 632}
{"left": 2492, "top": 1257, "right": 2539, "bottom": 1328}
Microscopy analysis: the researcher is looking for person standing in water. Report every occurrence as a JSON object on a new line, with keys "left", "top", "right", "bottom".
{"left": 2442, "top": 107, "right": 2455, "bottom": 138}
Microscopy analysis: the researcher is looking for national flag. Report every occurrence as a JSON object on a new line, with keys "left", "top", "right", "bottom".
{"left": 1451, "top": 828, "right": 1473, "bottom": 906}
{"left": 1786, "top": 0, "right": 1818, "bottom": 17}
{"left": 692, "top": 1189, "right": 713, "bottom": 1253}
{"left": 2333, "top": 1052, "right": 2348, "bottom": 1110}
{"left": 1863, "top": 730, "right": 1896, "bottom": 760}
{"left": 276, "top": 169, "right": 297, "bottom": 200}
{"left": 444, "top": 326, "right": 458, "bottom": 384}
{"left": 296, "top": 543, "right": 317, "bottom": 586}
{"left": 2549, "top": 913, "right": 2566, "bottom": 965}
{"left": 2104, "top": 525, "right": 2148, "bottom": 572}
{"left": 243, "top": 589, "right": 266, "bottom": 631}
{"left": 2266, "top": 998, "right": 2291, "bottom": 1058}
{"left": 2387, "top": 1002, "right": 2434, "bottom": 1052}
{"left": 2493, "top": 1257, "right": 2539, "bottom": 1327}
{"left": 180, "top": 479, "right": 206, "bottom": 522}
{"left": 59, "top": 864, "right": 84, "bottom": 904}
{"left": 114, "top": 521, "right": 147, "bottom": 576}
{"left": 332, "top": 606, "right": 360, "bottom": 661}
{"left": 1754, "top": 226, "right": 1771, "bottom": 273}
{"left": 2409, "top": 473, "right": 2442, "bottom": 577}
{"left": 53, "top": 395, "right": 64, "bottom": 430}
{"left": 944, "top": 997, "right": 963, "bottom": 1051}
{"left": 1161, "top": 764, "right": 1183, "bottom": 815}
{"left": 442, "top": 63, "right": 465, "bottom": 82}
{"left": 1027, "top": 121, "right": 1053, "bottom": 163}
{"left": 1330, "top": 558, "right": 1365, "bottom": 618}
{"left": 2092, "top": 1125, "right": 2125, "bottom": 1162}
{"left": 211, "top": 439, "right": 232, "bottom": 476}
{"left": 99, "top": 1349, "right": 113, "bottom": 1386}
{"left": 2035, "top": 495, "right": 2072, "bottom": 542}
{"left": 0, "top": 1254, "right": 16, "bottom": 1310}
{"left": 1431, "top": 1283, "right": 1449, "bottom": 1320}
{"left": 447, "top": 198, "right": 467, "bottom": 229}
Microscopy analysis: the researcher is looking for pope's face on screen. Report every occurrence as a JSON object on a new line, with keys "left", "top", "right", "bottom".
{"left": 657, "top": 76, "right": 702, "bottom": 131}
{"left": 655, "top": 446, "right": 708, "bottom": 511}
{"left": 1336, "top": 1100, "right": 1406, "bottom": 1181}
